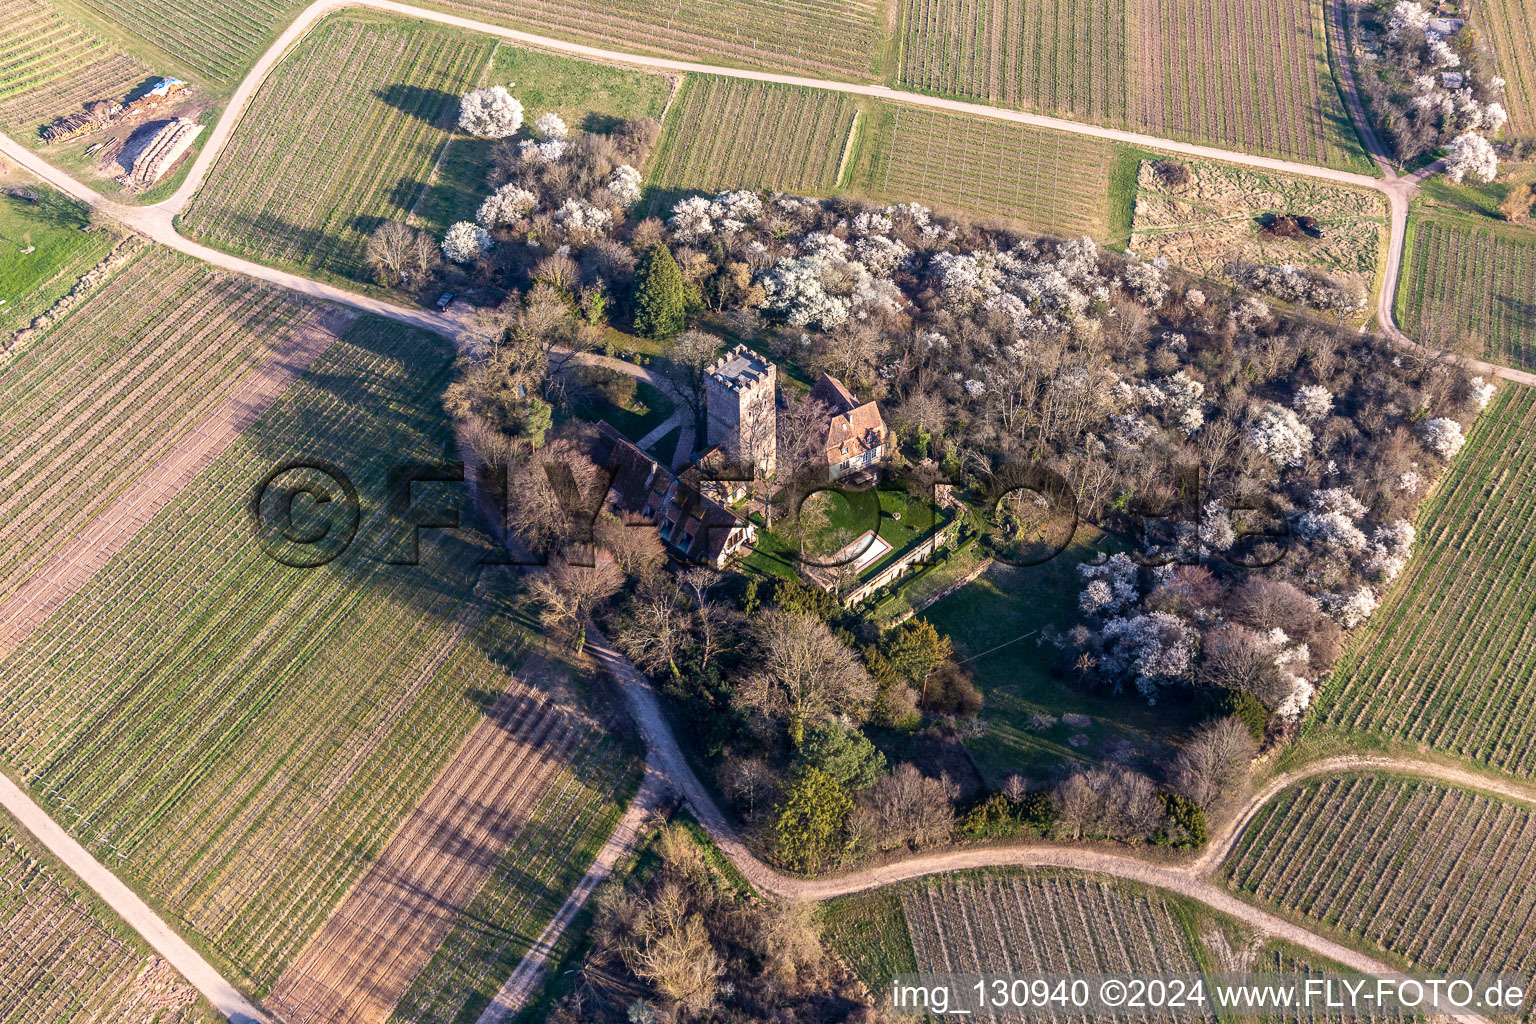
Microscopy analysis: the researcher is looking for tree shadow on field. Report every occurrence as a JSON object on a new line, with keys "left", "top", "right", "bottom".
{"left": 374, "top": 83, "right": 459, "bottom": 125}
{"left": 580, "top": 112, "right": 623, "bottom": 135}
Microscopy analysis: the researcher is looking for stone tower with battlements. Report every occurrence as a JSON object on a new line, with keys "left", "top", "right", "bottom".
{"left": 704, "top": 344, "right": 776, "bottom": 478}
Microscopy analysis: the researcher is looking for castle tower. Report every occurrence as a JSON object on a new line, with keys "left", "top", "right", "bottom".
{"left": 704, "top": 344, "right": 777, "bottom": 478}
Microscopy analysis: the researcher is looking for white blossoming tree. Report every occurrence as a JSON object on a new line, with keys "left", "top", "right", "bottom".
{"left": 533, "top": 112, "right": 568, "bottom": 139}
{"left": 476, "top": 184, "right": 537, "bottom": 229}
{"left": 458, "top": 86, "right": 523, "bottom": 138}
{"left": 1445, "top": 132, "right": 1498, "bottom": 184}
{"left": 1296, "top": 488, "right": 1369, "bottom": 551}
{"left": 442, "top": 221, "right": 491, "bottom": 263}
{"left": 1421, "top": 416, "right": 1466, "bottom": 457}
{"left": 1469, "top": 376, "right": 1496, "bottom": 410}
{"left": 1292, "top": 384, "right": 1333, "bottom": 421}
{"left": 1247, "top": 402, "right": 1314, "bottom": 467}
{"left": 606, "top": 164, "right": 643, "bottom": 206}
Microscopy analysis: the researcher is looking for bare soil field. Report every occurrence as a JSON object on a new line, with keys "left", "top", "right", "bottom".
{"left": 268, "top": 684, "right": 581, "bottom": 1023}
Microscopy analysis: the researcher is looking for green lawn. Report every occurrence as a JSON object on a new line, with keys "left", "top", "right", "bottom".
{"left": 794, "top": 486, "right": 949, "bottom": 580}
{"left": 0, "top": 182, "right": 114, "bottom": 335}
{"left": 562, "top": 379, "right": 674, "bottom": 442}
{"left": 412, "top": 45, "right": 671, "bottom": 235}
{"left": 922, "top": 529, "right": 1205, "bottom": 787}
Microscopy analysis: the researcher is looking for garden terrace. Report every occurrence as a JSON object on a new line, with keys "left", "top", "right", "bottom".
{"left": 1396, "top": 215, "right": 1536, "bottom": 372}
{"left": 849, "top": 102, "right": 1114, "bottom": 237}
{"left": 0, "top": 245, "right": 345, "bottom": 601}
{"left": 181, "top": 12, "right": 491, "bottom": 284}
{"left": 896, "top": 0, "right": 1129, "bottom": 124}
{"left": 417, "top": 0, "right": 887, "bottom": 80}
{"left": 1314, "top": 386, "right": 1536, "bottom": 776}
{"left": 0, "top": 318, "right": 520, "bottom": 992}
{"left": 0, "top": 807, "right": 216, "bottom": 1023}
{"left": 0, "top": 0, "right": 151, "bottom": 138}
{"left": 1224, "top": 773, "right": 1536, "bottom": 978}
{"left": 646, "top": 75, "right": 858, "bottom": 196}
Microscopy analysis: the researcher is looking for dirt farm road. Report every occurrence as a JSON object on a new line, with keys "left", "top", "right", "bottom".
{"left": 0, "top": 1, "right": 1534, "bottom": 1020}
{"left": 591, "top": 623, "right": 1536, "bottom": 1024}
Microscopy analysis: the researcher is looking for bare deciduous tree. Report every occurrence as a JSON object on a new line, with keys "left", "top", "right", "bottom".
{"left": 861, "top": 763, "right": 958, "bottom": 850}
{"left": 618, "top": 881, "right": 722, "bottom": 1016}
{"left": 528, "top": 550, "right": 624, "bottom": 652}
{"left": 734, "top": 609, "right": 874, "bottom": 744}
{"left": 615, "top": 578, "right": 690, "bottom": 681}
{"left": 1171, "top": 716, "right": 1259, "bottom": 810}
{"left": 364, "top": 221, "right": 439, "bottom": 287}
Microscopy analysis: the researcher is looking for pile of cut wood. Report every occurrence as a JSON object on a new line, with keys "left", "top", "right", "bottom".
{"left": 117, "top": 118, "right": 202, "bottom": 190}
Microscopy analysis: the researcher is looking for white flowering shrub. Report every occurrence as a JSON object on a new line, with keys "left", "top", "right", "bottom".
{"left": 1469, "top": 376, "right": 1496, "bottom": 410}
{"left": 1386, "top": 0, "right": 1429, "bottom": 40}
{"left": 606, "top": 164, "right": 643, "bottom": 206}
{"left": 668, "top": 190, "right": 763, "bottom": 242}
{"left": 1330, "top": 587, "right": 1379, "bottom": 628}
{"left": 442, "top": 221, "right": 491, "bottom": 263}
{"left": 1097, "top": 612, "right": 1198, "bottom": 703}
{"left": 854, "top": 234, "right": 909, "bottom": 276}
{"left": 1077, "top": 553, "right": 1139, "bottom": 615}
{"left": 1364, "top": 519, "right": 1416, "bottom": 583}
{"left": 852, "top": 210, "right": 893, "bottom": 235}
{"left": 1426, "top": 37, "right": 1461, "bottom": 67}
{"left": 1138, "top": 371, "right": 1205, "bottom": 434}
{"left": 760, "top": 256, "right": 850, "bottom": 329}
{"left": 713, "top": 190, "right": 763, "bottom": 222}
{"left": 1275, "top": 676, "right": 1316, "bottom": 720}
{"left": 800, "top": 232, "right": 849, "bottom": 260}
{"left": 1445, "top": 132, "right": 1498, "bottom": 184}
{"left": 476, "top": 183, "right": 537, "bottom": 228}
{"left": 1234, "top": 297, "right": 1272, "bottom": 330}
{"left": 533, "top": 111, "right": 568, "bottom": 140}
{"left": 669, "top": 196, "right": 714, "bottom": 242}
{"left": 1293, "top": 384, "right": 1334, "bottom": 421}
{"left": 1247, "top": 402, "right": 1314, "bottom": 467}
{"left": 553, "top": 197, "right": 612, "bottom": 233}
{"left": 1200, "top": 501, "right": 1237, "bottom": 550}
{"left": 518, "top": 137, "right": 567, "bottom": 163}
{"left": 458, "top": 86, "right": 523, "bottom": 138}
{"left": 1296, "top": 488, "right": 1369, "bottom": 551}
{"left": 1119, "top": 252, "right": 1170, "bottom": 306}
{"left": 1421, "top": 416, "right": 1466, "bottom": 457}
